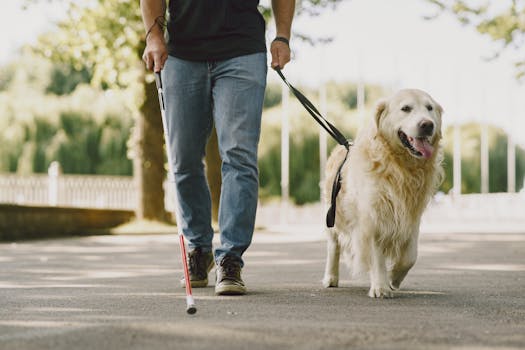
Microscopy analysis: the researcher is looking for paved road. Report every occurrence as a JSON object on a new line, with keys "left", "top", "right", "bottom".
{"left": 1, "top": 229, "right": 524, "bottom": 350}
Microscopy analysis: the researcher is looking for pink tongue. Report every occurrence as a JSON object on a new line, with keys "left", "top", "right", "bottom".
{"left": 412, "top": 138, "right": 434, "bottom": 159}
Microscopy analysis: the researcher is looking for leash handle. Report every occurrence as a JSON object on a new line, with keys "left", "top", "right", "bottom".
{"left": 274, "top": 68, "right": 350, "bottom": 150}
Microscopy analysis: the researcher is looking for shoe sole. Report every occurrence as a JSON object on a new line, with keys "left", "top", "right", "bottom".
{"left": 180, "top": 259, "right": 215, "bottom": 288}
{"left": 215, "top": 283, "right": 247, "bottom": 296}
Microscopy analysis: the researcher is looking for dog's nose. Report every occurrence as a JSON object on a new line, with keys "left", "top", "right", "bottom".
{"left": 418, "top": 120, "right": 434, "bottom": 136}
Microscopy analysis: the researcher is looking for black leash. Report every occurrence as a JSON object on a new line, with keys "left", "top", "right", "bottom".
{"left": 274, "top": 68, "right": 351, "bottom": 228}
{"left": 274, "top": 68, "right": 351, "bottom": 150}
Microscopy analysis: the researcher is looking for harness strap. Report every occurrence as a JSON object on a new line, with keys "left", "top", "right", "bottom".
{"left": 326, "top": 147, "right": 350, "bottom": 228}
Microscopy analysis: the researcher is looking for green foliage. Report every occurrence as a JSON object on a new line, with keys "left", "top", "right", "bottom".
{"left": 0, "top": 64, "right": 15, "bottom": 92}
{"left": 326, "top": 82, "right": 382, "bottom": 109}
{"left": 264, "top": 83, "right": 283, "bottom": 109}
{"left": 46, "top": 64, "right": 92, "bottom": 95}
{"left": 33, "top": 0, "right": 144, "bottom": 90}
{"left": 0, "top": 51, "right": 134, "bottom": 176}
{"left": 0, "top": 111, "right": 132, "bottom": 176}
{"left": 290, "top": 134, "right": 321, "bottom": 204}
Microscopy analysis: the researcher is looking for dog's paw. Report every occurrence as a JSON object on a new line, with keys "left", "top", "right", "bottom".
{"left": 368, "top": 285, "right": 394, "bottom": 298}
{"left": 322, "top": 275, "right": 339, "bottom": 288}
{"left": 389, "top": 279, "right": 401, "bottom": 290}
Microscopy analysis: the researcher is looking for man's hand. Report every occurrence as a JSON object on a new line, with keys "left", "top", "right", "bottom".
{"left": 270, "top": 39, "right": 291, "bottom": 70}
{"left": 142, "top": 31, "right": 168, "bottom": 72}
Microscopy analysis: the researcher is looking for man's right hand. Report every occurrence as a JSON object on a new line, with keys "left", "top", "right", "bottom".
{"left": 142, "top": 31, "right": 168, "bottom": 72}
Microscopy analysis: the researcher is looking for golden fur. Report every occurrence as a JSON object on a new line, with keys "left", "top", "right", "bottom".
{"left": 322, "top": 89, "right": 444, "bottom": 298}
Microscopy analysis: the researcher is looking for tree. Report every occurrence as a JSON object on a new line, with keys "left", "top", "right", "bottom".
{"left": 425, "top": 0, "right": 525, "bottom": 79}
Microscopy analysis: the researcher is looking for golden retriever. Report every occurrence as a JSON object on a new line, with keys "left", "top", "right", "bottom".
{"left": 322, "top": 89, "right": 444, "bottom": 298}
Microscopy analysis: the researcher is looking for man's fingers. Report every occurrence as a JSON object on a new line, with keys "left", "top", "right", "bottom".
{"left": 153, "top": 53, "right": 162, "bottom": 73}
{"left": 144, "top": 55, "right": 152, "bottom": 71}
{"left": 270, "top": 41, "right": 291, "bottom": 69}
{"left": 153, "top": 52, "right": 168, "bottom": 72}
{"left": 271, "top": 45, "right": 284, "bottom": 69}
{"left": 143, "top": 51, "right": 165, "bottom": 72}
{"left": 142, "top": 40, "right": 167, "bottom": 71}
{"left": 271, "top": 46, "right": 290, "bottom": 70}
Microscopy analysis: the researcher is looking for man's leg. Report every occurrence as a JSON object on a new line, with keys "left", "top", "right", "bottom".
{"left": 162, "top": 56, "right": 215, "bottom": 259}
{"left": 211, "top": 53, "right": 267, "bottom": 267}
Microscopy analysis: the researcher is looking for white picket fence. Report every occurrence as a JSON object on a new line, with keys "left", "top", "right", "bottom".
{"left": 0, "top": 172, "right": 137, "bottom": 210}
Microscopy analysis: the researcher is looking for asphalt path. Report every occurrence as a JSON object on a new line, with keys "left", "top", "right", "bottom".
{"left": 1, "top": 229, "right": 524, "bottom": 350}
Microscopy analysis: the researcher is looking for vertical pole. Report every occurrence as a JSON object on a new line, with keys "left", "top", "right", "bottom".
{"left": 357, "top": 79, "right": 365, "bottom": 125}
{"left": 480, "top": 123, "right": 489, "bottom": 193}
{"left": 356, "top": 51, "right": 366, "bottom": 125}
{"left": 281, "top": 81, "right": 290, "bottom": 224}
{"left": 507, "top": 133, "right": 516, "bottom": 193}
{"left": 453, "top": 124, "right": 462, "bottom": 197}
{"left": 506, "top": 88, "right": 516, "bottom": 194}
{"left": 319, "top": 82, "right": 328, "bottom": 193}
{"left": 48, "top": 161, "right": 61, "bottom": 206}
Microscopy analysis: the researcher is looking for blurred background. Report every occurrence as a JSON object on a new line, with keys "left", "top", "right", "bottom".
{"left": 0, "top": 0, "right": 523, "bottom": 238}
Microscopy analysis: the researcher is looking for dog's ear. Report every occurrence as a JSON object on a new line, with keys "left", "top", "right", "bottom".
{"left": 434, "top": 102, "right": 444, "bottom": 117}
{"left": 375, "top": 100, "right": 388, "bottom": 128}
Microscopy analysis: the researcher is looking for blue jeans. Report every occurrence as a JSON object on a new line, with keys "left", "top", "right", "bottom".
{"left": 162, "top": 53, "right": 267, "bottom": 266}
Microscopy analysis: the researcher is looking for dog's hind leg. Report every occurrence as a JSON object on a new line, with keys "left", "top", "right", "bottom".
{"left": 322, "top": 228, "right": 340, "bottom": 288}
{"left": 389, "top": 233, "right": 418, "bottom": 290}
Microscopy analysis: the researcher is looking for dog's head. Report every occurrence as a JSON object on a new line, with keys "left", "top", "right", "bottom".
{"left": 375, "top": 89, "right": 443, "bottom": 160}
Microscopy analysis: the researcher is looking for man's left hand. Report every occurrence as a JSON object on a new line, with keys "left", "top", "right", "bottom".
{"left": 270, "top": 40, "right": 291, "bottom": 70}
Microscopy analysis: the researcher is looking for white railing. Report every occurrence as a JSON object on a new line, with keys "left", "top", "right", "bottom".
{"left": 0, "top": 170, "right": 136, "bottom": 210}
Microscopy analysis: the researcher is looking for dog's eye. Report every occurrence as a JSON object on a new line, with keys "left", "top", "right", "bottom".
{"left": 426, "top": 105, "right": 433, "bottom": 111}
{"left": 401, "top": 105, "right": 412, "bottom": 113}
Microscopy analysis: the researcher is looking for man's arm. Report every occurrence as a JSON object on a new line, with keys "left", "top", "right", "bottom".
{"left": 271, "top": 0, "right": 295, "bottom": 69}
{"left": 140, "top": 0, "right": 167, "bottom": 72}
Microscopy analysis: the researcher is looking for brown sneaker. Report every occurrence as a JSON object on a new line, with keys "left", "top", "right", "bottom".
{"left": 215, "top": 256, "right": 246, "bottom": 295}
{"left": 180, "top": 247, "right": 214, "bottom": 288}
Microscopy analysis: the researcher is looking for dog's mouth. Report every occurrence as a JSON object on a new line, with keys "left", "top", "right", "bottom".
{"left": 398, "top": 129, "right": 434, "bottom": 159}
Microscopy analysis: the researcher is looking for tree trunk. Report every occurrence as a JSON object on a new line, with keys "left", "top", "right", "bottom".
{"left": 133, "top": 78, "right": 169, "bottom": 222}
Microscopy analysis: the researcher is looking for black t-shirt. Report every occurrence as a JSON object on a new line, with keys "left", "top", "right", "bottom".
{"left": 167, "top": 0, "right": 267, "bottom": 61}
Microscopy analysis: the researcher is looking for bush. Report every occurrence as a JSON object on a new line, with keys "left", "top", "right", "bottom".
{"left": 263, "top": 83, "right": 282, "bottom": 109}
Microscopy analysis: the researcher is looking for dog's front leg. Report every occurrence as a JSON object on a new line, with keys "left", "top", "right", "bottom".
{"left": 322, "top": 228, "right": 340, "bottom": 288}
{"left": 368, "top": 237, "right": 393, "bottom": 298}
{"left": 389, "top": 233, "right": 418, "bottom": 290}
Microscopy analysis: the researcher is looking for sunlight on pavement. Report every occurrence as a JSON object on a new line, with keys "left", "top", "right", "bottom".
{"left": 440, "top": 264, "right": 525, "bottom": 272}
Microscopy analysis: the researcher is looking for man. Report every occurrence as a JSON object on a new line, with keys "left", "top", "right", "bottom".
{"left": 140, "top": 0, "right": 294, "bottom": 295}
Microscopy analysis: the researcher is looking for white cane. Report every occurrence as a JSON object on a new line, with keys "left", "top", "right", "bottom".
{"left": 154, "top": 72, "right": 197, "bottom": 315}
